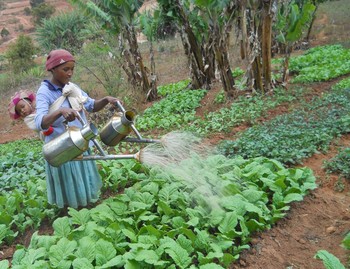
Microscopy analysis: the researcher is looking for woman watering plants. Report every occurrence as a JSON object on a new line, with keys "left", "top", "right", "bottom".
{"left": 34, "top": 49, "right": 121, "bottom": 209}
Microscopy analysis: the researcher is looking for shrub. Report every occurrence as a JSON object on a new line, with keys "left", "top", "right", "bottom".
{"left": 36, "top": 11, "right": 94, "bottom": 53}
{"left": 31, "top": 3, "right": 55, "bottom": 26}
{"left": 5, "top": 34, "right": 37, "bottom": 73}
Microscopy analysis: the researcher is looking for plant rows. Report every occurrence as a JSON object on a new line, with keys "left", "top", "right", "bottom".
{"left": 1, "top": 44, "right": 350, "bottom": 268}
{"left": 3, "top": 156, "right": 316, "bottom": 268}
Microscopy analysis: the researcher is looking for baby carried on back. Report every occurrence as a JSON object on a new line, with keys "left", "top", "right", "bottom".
{"left": 8, "top": 82, "right": 87, "bottom": 139}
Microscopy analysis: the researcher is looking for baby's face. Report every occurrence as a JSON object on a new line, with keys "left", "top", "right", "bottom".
{"left": 15, "top": 99, "right": 34, "bottom": 118}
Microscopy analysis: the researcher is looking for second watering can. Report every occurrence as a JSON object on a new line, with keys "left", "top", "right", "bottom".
{"left": 43, "top": 122, "right": 98, "bottom": 167}
{"left": 100, "top": 109, "right": 136, "bottom": 146}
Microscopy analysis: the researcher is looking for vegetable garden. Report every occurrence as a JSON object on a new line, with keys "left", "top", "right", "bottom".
{"left": 1, "top": 44, "right": 350, "bottom": 268}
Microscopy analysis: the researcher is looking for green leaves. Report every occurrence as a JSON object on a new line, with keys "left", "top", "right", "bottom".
{"left": 219, "top": 88, "right": 350, "bottom": 165}
{"left": 314, "top": 250, "right": 346, "bottom": 269}
{"left": 11, "top": 153, "right": 316, "bottom": 268}
{"left": 136, "top": 88, "right": 206, "bottom": 131}
{"left": 49, "top": 238, "right": 77, "bottom": 268}
{"left": 53, "top": 217, "right": 71, "bottom": 237}
{"left": 289, "top": 45, "right": 350, "bottom": 83}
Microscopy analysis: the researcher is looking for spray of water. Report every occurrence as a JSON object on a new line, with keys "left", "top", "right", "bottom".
{"left": 139, "top": 131, "right": 211, "bottom": 166}
{"left": 139, "top": 131, "right": 226, "bottom": 210}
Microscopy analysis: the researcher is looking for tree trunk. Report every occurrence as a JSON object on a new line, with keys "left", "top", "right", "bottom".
{"left": 305, "top": 5, "right": 319, "bottom": 42}
{"left": 239, "top": 0, "right": 248, "bottom": 60}
{"left": 253, "top": 57, "right": 264, "bottom": 92}
{"left": 149, "top": 40, "right": 158, "bottom": 100}
{"left": 212, "top": 24, "right": 235, "bottom": 97}
{"left": 282, "top": 47, "right": 291, "bottom": 84}
{"left": 175, "top": 0, "right": 208, "bottom": 89}
{"left": 261, "top": 0, "right": 273, "bottom": 92}
{"left": 124, "top": 25, "right": 157, "bottom": 101}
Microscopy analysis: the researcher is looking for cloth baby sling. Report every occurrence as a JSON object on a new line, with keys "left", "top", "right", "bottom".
{"left": 24, "top": 82, "right": 88, "bottom": 139}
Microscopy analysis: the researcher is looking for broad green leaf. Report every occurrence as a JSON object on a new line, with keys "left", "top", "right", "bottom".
{"left": 314, "top": 250, "right": 345, "bottom": 269}
{"left": 164, "top": 247, "right": 192, "bottom": 269}
{"left": 341, "top": 232, "right": 350, "bottom": 250}
{"left": 49, "top": 238, "right": 77, "bottom": 267}
{"left": 124, "top": 259, "right": 142, "bottom": 269}
{"left": 199, "top": 263, "right": 225, "bottom": 269}
{"left": 72, "top": 258, "right": 94, "bottom": 269}
{"left": 220, "top": 195, "right": 246, "bottom": 215}
{"left": 121, "top": 228, "right": 137, "bottom": 242}
{"left": 141, "top": 225, "right": 162, "bottom": 238}
{"left": 75, "top": 237, "right": 96, "bottom": 262}
{"left": 218, "top": 212, "right": 238, "bottom": 234}
{"left": 53, "top": 217, "right": 71, "bottom": 237}
{"left": 283, "top": 193, "right": 304, "bottom": 203}
{"left": 134, "top": 249, "right": 161, "bottom": 265}
{"left": 99, "top": 255, "right": 124, "bottom": 269}
{"left": 95, "top": 239, "right": 117, "bottom": 266}
{"left": 109, "top": 201, "right": 128, "bottom": 216}
{"left": 157, "top": 200, "right": 174, "bottom": 216}
{"left": 194, "top": 229, "right": 210, "bottom": 250}
{"left": 69, "top": 208, "right": 91, "bottom": 225}
{"left": 172, "top": 216, "right": 186, "bottom": 228}
{"left": 186, "top": 217, "right": 199, "bottom": 227}
{"left": 177, "top": 234, "right": 194, "bottom": 254}
{"left": 0, "top": 260, "right": 9, "bottom": 269}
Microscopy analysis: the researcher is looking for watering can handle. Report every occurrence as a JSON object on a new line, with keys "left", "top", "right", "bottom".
{"left": 76, "top": 113, "right": 86, "bottom": 126}
{"left": 75, "top": 112, "right": 107, "bottom": 156}
{"left": 115, "top": 101, "right": 126, "bottom": 113}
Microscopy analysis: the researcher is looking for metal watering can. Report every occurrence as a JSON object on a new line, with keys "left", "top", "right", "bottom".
{"left": 43, "top": 101, "right": 159, "bottom": 167}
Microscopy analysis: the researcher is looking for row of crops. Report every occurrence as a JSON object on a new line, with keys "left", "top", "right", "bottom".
{"left": 1, "top": 44, "right": 350, "bottom": 268}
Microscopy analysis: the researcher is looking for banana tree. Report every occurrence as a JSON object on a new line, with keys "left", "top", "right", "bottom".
{"left": 139, "top": 10, "right": 160, "bottom": 99}
{"left": 275, "top": 0, "right": 315, "bottom": 83}
{"left": 70, "top": 0, "right": 157, "bottom": 101}
{"left": 237, "top": 0, "right": 274, "bottom": 93}
{"left": 194, "top": 0, "right": 236, "bottom": 97}
{"left": 157, "top": 0, "right": 237, "bottom": 96}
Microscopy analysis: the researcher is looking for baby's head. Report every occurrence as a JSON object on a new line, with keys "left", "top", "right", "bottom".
{"left": 8, "top": 90, "right": 36, "bottom": 120}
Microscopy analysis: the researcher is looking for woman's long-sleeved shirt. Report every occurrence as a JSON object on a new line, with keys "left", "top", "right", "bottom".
{"left": 35, "top": 80, "right": 95, "bottom": 143}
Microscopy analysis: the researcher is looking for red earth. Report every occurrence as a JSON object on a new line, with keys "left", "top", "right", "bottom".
{"left": 1, "top": 1, "right": 350, "bottom": 268}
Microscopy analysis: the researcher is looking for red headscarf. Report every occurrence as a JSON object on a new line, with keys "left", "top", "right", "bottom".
{"left": 8, "top": 90, "right": 36, "bottom": 120}
{"left": 45, "top": 49, "right": 75, "bottom": 71}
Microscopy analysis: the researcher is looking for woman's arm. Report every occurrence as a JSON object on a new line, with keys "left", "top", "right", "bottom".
{"left": 41, "top": 107, "right": 79, "bottom": 129}
{"left": 93, "top": 96, "right": 121, "bottom": 112}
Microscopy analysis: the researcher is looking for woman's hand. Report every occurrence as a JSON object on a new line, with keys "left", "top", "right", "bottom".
{"left": 60, "top": 108, "right": 79, "bottom": 122}
{"left": 41, "top": 107, "right": 80, "bottom": 129}
{"left": 93, "top": 96, "right": 122, "bottom": 112}
{"left": 106, "top": 96, "right": 122, "bottom": 105}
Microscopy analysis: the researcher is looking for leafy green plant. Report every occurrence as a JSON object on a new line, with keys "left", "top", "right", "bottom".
{"left": 157, "top": 79, "right": 191, "bottom": 97}
{"left": 289, "top": 45, "right": 350, "bottom": 83}
{"left": 31, "top": 2, "right": 55, "bottom": 25}
{"left": 323, "top": 148, "right": 350, "bottom": 179}
{"left": 0, "top": 140, "right": 57, "bottom": 247}
{"left": 74, "top": 39, "right": 127, "bottom": 98}
{"left": 136, "top": 89, "right": 206, "bottom": 131}
{"left": 10, "top": 154, "right": 316, "bottom": 268}
{"left": 214, "top": 90, "right": 226, "bottom": 104}
{"left": 5, "top": 34, "right": 37, "bottom": 73}
{"left": 314, "top": 232, "right": 350, "bottom": 269}
{"left": 187, "top": 87, "right": 304, "bottom": 136}
{"left": 36, "top": 10, "right": 95, "bottom": 53}
{"left": 314, "top": 250, "right": 345, "bottom": 269}
{"left": 331, "top": 77, "right": 350, "bottom": 91}
{"left": 218, "top": 88, "right": 350, "bottom": 165}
